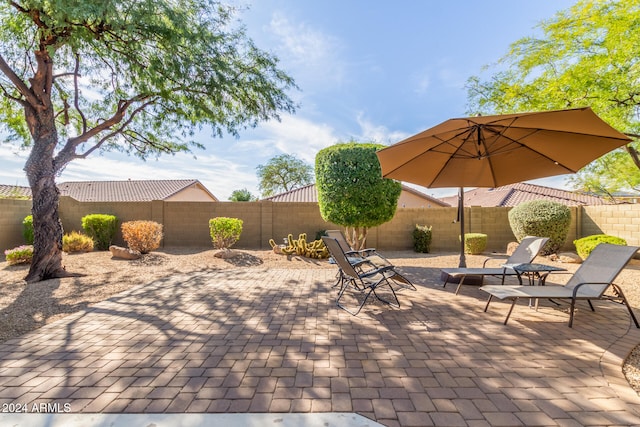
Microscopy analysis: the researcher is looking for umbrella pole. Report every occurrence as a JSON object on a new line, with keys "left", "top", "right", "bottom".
{"left": 458, "top": 187, "right": 467, "bottom": 268}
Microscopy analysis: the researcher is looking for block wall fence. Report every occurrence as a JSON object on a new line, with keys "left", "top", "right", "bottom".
{"left": 1, "top": 196, "right": 639, "bottom": 253}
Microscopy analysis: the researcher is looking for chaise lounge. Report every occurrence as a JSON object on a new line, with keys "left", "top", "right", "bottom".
{"left": 480, "top": 243, "right": 639, "bottom": 327}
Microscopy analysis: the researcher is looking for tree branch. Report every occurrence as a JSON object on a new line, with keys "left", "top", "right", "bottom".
{"left": 73, "top": 53, "right": 87, "bottom": 133}
{"left": 73, "top": 99, "right": 156, "bottom": 159}
{"left": 0, "top": 54, "right": 39, "bottom": 106}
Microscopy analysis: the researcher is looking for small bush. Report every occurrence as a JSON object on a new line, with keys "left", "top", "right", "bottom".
{"left": 23, "top": 215, "right": 34, "bottom": 244}
{"left": 574, "top": 234, "right": 627, "bottom": 259}
{"left": 209, "top": 217, "right": 243, "bottom": 250}
{"left": 412, "top": 224, "right": 432, "bottom": 253}
{"left": 121, "top": 221, "right": 163, "bottom": 254}
{"left": 63, "top": 231, "right": 94, "bottom": 253}
{"left": 508, "top": 200, "right": 571, "bottom": 255}
{"left": 81, "top": 214, "right": 118, "bottom": 250}
{"left": 4, "top": 245, "right": 33, "bottom": 265}
{"left": 463, "top": 233, "right": 487, "bottom": 254}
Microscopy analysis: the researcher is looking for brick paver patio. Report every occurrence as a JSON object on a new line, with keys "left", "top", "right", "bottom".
{"left": 1, "top": 266, "right": 640, "bottom": 426}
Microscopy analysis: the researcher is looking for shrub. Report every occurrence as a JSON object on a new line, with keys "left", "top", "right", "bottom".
{"left": 574, "top": 234, "right": 627, "bottom": 259}
{"left": 23, "top": 215, "right": 34, "bottom": 244}
{"left": 81, "top": 214, "right": 118, "bottom": 250}
{"left": 209, "top": 217, "right": 243, "bottom": 249}
{"left": 62, "top": 231, "right": 94, "bottom": 253}
{"left": 4, "top": 245, "right": 33, "bottom": 265}
{"left": 463, "top": 233, "right": 487, "bottom": 254}
{"left": 121, "top": 221, "right": 164, "bottom": 254}
{"left": 508, "top": 200, "right": 571, "bottom": 255}
{"left": 412, "top": 224, "right": 432, "bottom": 253}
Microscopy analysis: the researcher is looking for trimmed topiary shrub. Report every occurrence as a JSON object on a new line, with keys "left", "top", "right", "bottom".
{"left": 508, "top": 200, "right": 571, "bottom": 255}
{"left": 81, "top": 214, "right": 118, "bottom": 250}
{"left": 4, "top": 245, "right": 33, "bottom": 265}
{"left": 63, "top": 231, "right": 94, "bottom": 253}
{"left": 209, "top": 217, "right": 243, "bottom": 250}
{"left": 22, "top": 215, "right": 34, "bottom": 244}
{"left": 121, "top": 221, "right": 164, "bottom": 254}
{"left": 574, "top": 234, "right": 627, "bottom": 259}
{"left": 412, "top": 224, "right": 432, "bottom": 253}
{"left": 463, "top": 233, "right": 487, "bottom": 254}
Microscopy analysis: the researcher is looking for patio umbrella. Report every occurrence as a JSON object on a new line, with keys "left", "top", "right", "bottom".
{"left": 376, "top": 107, "right": 631, "bottom": 267}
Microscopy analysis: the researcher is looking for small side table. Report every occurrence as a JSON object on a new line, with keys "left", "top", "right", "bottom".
{"left": 512, "top": 263, "right": 567, "bottom": 286}
{"left": 512, "top": 263, "right": 567, "bottom": 308}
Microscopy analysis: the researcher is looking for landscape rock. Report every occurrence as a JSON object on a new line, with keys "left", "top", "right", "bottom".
{"left": 109, "top": 245, "right": 141, "bottom": 260}
{"left": 214, "top": 249, "right": 239, "bottom": 259}
{"left": 556, "top": 252, "right": 583, "bottom": 264}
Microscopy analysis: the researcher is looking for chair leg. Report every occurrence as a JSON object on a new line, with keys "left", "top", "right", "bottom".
{"left": 587, "top": 299, "right": 595, "bottom": 312}
{"left": 372, "top": 280, "right": 400, "bottom": 309}
{"left": 504, "top": 298, "right": 518, "bottom": 325}
{"left": 613, "top": 284, "right": 640, "bottom": 328}
{"left": 455, "top": 276, "right": 465, "bottom": 295}
{"left": 483, "top": 295, "right": 493, "bottom": 312}
{"left": 568, "top": 298, "right": 576, "bottom": 328}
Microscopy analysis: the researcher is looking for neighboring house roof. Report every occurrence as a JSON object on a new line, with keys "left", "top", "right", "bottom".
{"left": 0, "top": 184, "right": 31, "bottom": 199}
{"left": 440, "top": 183, "right": 611, "bottom": 207}
{"left": 263, "top": 183, "right": 450, "bottom": 207}
{"left": 57, "top": 179, "right": 218, "bottom": 202}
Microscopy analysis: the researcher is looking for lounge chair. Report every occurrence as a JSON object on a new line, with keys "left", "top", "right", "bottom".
{"left": 322, "top": 236, "right": 401, "bottom": 316}
{"left": 481, "top": 243, "right": 639, "bottom": 327}
{"left": 325, "top": 229, "right": 415, "bottom": 290}
{"left": 441, "top": 236, "right": 549, "bottom": 295}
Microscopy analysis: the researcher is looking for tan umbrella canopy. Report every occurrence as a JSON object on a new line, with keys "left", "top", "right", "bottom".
{"left": 376, "top": 107, "right": 631, "bottom": 267}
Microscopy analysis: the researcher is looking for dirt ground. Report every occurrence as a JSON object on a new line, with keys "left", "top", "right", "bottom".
{"left": 2, "top": 247, "right": 640, "bottom": 393}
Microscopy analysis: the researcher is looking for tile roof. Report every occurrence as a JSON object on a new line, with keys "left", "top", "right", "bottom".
{"left": 441, "top": 183, "right": 611, "bottom": 207}
{"left": 263, "top": 184, "right": 319, "bottom": 202}
{"left": 57, "top": 179, "right": 217, "bottom": 202}
{"left": 0, "top": 184, "right": 31, "bottom": 199}
{"left": 262, "top": 183, "right": 449, "bottom": 206}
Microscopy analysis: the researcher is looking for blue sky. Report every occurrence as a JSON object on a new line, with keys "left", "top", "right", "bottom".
{"left": 0, "top": 0, "right": 578, "bottom": 200}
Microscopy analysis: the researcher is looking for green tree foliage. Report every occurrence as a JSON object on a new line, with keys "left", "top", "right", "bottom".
{"left": 315, "top": 142, "right": 402, "bottom": 250}
{"left": 466, "top": 0, "right": 640, "bottom": 198}
{"left": 256, "top": 154, "right": 313, "bottom": 197}
{"left": 228, "top": 188, "right": 257, "bottom": 202}
{"left": 0, "top": 1, "right": 296, "bottom": 282}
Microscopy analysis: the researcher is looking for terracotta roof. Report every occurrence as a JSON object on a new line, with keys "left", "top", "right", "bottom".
{"left": 263, "top": 183, "right": 449, "bottom": 206}
{"left": 441, "top": 183, "right": 611, "bottom": 207}
{"left": 263, "top": 184, "right": 319, "bottom": 202}
{"left": 57, "top": 179, "right": 217, "bottom": 202}
{"left": 0, "top": 184, "right": 31, "bottom": 199}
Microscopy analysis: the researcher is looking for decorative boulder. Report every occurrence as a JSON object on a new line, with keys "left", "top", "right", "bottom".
{"left": 556, "top": 252, "right": 583, "bottom": 264}
{"left": 214, "top": 249, "right": 239, "bottom": 259}
{"left": 109, "top": 245, "right": 141, "bottom": 260}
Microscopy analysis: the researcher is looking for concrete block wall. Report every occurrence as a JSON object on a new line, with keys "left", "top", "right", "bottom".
{"left": 0, "top": 199, "right": 32, "bottom": 250}
{"left": 2, "top": 198, "right": 640, "bottom": 253}
{"left": 582, "top": 204, "right": 640, "bottom": 246}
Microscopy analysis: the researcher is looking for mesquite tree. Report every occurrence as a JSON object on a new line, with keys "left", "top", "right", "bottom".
{"left": 315, "top": 142, "right": 401, "bottom": 250}
{"left": 0, "top": 1, "right": 296, "bottom": 282}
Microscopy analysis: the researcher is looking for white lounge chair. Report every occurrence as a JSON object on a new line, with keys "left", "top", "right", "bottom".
{"left": 441, "top": 236, "right": 549, "bottom": 295}
{"left": 481, "top": 243, "right": 639, "bottom": 327}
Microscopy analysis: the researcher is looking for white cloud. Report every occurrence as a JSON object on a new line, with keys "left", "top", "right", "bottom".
{"left": 234, "top": 115, "right": 338, "bottom": 164}
{"left": 356, "top": 114, "right": 410, "bottom": 145}
{"left": 268, "top": 12, "right": 345, "bottom": 87}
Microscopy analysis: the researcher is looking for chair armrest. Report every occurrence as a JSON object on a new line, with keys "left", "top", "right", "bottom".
{"left": 360, "top": 265, "right": 395, "bottom": 278}
{"left": 482, "top": 255, "right": 509, "bottom": 268}
{"left": 571, "top": 282, "right": 611, "bottom": 298}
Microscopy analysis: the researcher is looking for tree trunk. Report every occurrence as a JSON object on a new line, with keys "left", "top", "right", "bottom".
{"left": 23, "top": 117, "right": 68, "bottom": 283}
